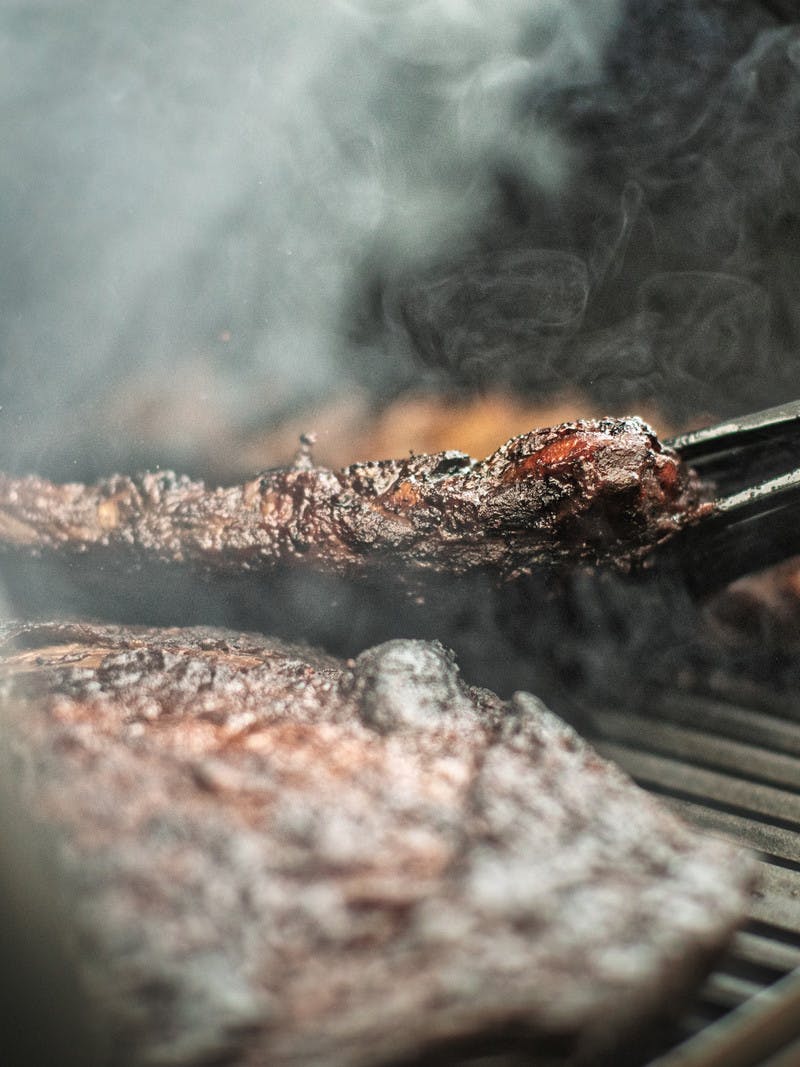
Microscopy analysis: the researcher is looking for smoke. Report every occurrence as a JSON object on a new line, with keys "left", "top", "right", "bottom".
{"left": 0, "top": 0, "right": 619, "bottom": 479}
{"left": 1, "top": 1, "right": 798, "bottom": 473}
{"left": 395, "top": 248, "right": 590, "bottom": 388}
{"left": 394, "top": 2, "right": 800, "bottom": 421}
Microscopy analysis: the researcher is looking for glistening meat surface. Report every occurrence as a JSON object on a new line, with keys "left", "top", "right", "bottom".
{"left": 0, "top": 417, "right": 708, "bottom": 586}
{"left": 0, "top": 622, "right": 754, "bottom": 1067}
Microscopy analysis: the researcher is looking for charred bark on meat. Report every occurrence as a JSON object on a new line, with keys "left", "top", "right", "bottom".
{"left": 0, "top": 418, "right": 706, "bottom": 591}
{"left": 0, "top": 418, "right": 716, "bottom": 714}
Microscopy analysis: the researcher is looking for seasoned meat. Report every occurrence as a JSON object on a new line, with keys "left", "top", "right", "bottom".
{"left": 0, "top": 621, "right": 754, "bottom": 1067}
{"left": 0, "top": 418, "right": 708, "bottom": 590}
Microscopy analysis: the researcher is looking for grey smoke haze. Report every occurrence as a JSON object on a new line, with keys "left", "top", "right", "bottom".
{"left": 397, "top": 1, "right": 800, "bottom": 416}
{"left": 1, "top": 1, "right": 798, "bottom": 481}
{"left": 0, "top": 0, "right": 619, "bottom": 478}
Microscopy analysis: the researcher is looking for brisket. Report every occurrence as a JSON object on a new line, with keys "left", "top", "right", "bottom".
{"left": 0, "top": 418, "right": 707, "bottom": 589}
{"left": 0, "top": 621, "right": 754, "bottom": 1067}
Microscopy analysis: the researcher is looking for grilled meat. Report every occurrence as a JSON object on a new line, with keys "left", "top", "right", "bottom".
{"left": 0, "top": 622, "right": 754, "bottom": 1067}
{"left": 0, "top": 418, "right": 707, "bottom": 591}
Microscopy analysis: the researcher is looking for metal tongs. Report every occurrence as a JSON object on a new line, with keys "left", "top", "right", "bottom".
{"left": 665, "top": 400, "right": 800, "bottom": 598}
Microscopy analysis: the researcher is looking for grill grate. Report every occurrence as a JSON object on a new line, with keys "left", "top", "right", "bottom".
{"left": 588, "top": 682, "right": 800, "bottom": 1066}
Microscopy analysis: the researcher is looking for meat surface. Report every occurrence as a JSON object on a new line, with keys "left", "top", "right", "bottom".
{"left": 0, "top": 418, "right": 707, "bottom": 589}
{"left": 0, "top": 621, "right": 753, "bottom": 1067}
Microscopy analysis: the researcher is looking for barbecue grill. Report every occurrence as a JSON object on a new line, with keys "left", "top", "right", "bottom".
{"left": 590, "top": 673, "right": 800, "bottom": 1066}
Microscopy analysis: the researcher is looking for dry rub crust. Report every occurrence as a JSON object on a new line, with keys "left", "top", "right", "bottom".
{"left": 0, "top": 418, "right": 708, "bottom": 585}
{"left": 0, "top": 621, "right": 753, "bottom": 1067}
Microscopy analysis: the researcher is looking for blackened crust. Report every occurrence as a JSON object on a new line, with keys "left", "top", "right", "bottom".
{"left": 0, "top": 418, "right": 709, "bottom": 587}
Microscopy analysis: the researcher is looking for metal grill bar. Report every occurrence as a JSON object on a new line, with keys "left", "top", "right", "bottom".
{"left": 644, "top": 692, "right": 800, "bottom": 756}
{"left": 651, "top": 970, "right": 800, "bottom": 1067}
{"left": 598, "top": 712, "right": 800, "bottom": 791}
{"left": 660, "top": 797, "right": 800, "bottom": 864}
{"left": 700, "top": 973, "right": 765, "bottom": 1010}
{"left": 733, "top": 930, "right": 800, "bottom": 973}
{"left": 749, "top": 887, "right": 800, "bottom": 934}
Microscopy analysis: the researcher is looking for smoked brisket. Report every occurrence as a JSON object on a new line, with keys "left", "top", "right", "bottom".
{"left": 0, "top": 418, "right": 707, "bottom": 588}
{"left": 0, "top": 622, "right": 753, "bottom": 1066}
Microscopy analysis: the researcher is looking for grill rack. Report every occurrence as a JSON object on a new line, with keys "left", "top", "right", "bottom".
{"left": 586, "top": 678, "right": 800, "bottom": 1066}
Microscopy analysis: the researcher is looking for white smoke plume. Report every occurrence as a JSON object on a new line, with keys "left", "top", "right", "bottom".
{"left": 0, "top": 0, "right": 619, "bottom": 477}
